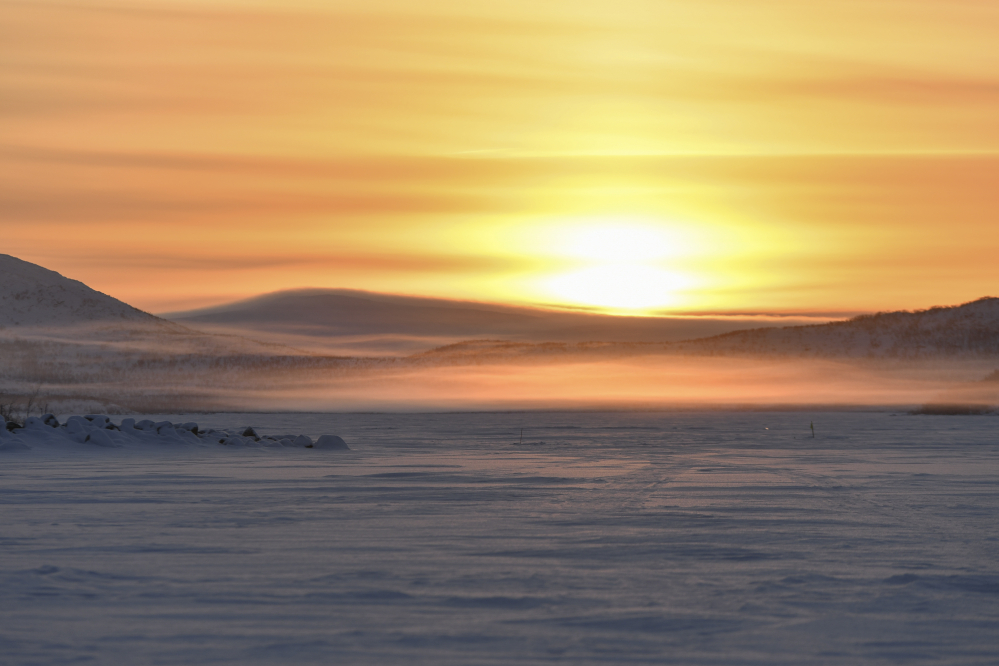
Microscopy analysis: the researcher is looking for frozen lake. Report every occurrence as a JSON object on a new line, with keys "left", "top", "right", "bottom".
{"left": 2, "top": 411, "right": 998, "bottom": 664}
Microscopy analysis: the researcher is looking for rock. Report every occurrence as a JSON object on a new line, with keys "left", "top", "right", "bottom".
{"left": 41, "top": 414, "right": 59, "bottom": 428}
{"left": 314, "top": 435, "right": 350, "bottom": 450}
{"left": 84, "top": 428, "right": 120, "bottom": 448}
{"left": 153, "top": 421, "right": 174, "bottom": 435}
{"left": 83, "top": 414, "right": 118, "bottom": 430}
{"left": 64, "top": 416, "right": 90, "bottom": 443}
{"left": 292, "top": 435, "right": 313, "bottom": 448}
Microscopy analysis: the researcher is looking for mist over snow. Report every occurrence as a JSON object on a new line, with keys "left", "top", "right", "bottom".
{"left": 2, "top": 255, "right": 998, "bottom": 413}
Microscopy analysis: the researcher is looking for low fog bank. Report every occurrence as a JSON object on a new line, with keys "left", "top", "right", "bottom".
{"left": 218, "top": 356, "right": 999, "bottom": 412}
{"left": 5, "top": 312, "right": 999, "bottom": 414}
{"left": 7, "top": 253, "right": 996, "bottom": 412}
{"left": 4, "top": 345, "right": 996, "bottom": 414}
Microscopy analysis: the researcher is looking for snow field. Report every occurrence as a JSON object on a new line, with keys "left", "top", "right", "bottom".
{"left": 0, "top": 411, "right": 997, "bottom": 665}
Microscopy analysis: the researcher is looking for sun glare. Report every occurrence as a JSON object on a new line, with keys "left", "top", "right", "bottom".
{"left": 562, "top": 225, "right": 676, "bottom": 263}
{"left": 536, "top": 219, "right": 695, "bottom": 313}
{"left": 546, "top": 264, "right": 687, "bottom": 312}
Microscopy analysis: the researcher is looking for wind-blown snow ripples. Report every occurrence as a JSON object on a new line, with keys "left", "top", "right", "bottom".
{"left": 0, "top": 411, "right": 997, "bottom": 664}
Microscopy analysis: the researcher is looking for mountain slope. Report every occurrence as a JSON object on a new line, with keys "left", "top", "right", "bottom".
{"left": 407, "top": 298, "right": 999, "bottom": 363}
{"left": 0, "top": 254, "right": 315, "bottom": 359}
{"left": 0, "top": 254, "right": 161, "bottom": 328}
{"left": 1, "top": 253, "right": 995, "bottom": 412}
{"left": 672, "top": 297, "right": 999, "bottom": 358}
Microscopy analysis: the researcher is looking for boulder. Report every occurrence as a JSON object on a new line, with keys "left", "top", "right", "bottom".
{"left": 84, "top": 428, "right": 120, "bottom": 448}
{"left": 314, "top": 435, "right": 350, "bottom": 450}
{"left": 65, "top": 416, "right": 90, "bottom": 443}
{"left": 153, "top": 421, "right": 174, "bottom": 434}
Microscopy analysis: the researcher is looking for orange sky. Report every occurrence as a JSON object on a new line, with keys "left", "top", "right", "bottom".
{"left": 2, "top": 0, "right": 997, "bottom": 315}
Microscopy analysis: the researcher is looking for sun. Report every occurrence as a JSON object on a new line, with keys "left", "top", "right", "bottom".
{"left": 546, "top": 264, "right": 687, "bottom": 312}
{"left": 561, "top": 225, "right": 675, "bottom": 263}
{"left": 538, "top": 219, "right": 693, "bottom": 313}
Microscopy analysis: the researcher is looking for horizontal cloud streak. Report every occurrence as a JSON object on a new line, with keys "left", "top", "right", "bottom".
{"left": 2, "top": 0, "right": 997, "bottom": 313}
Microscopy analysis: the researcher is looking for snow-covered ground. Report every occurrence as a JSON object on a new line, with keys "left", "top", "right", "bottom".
{"left": 1, "top": 411, "right": 997, "bottom": 664}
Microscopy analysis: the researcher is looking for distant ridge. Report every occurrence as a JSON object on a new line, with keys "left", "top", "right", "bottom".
{"left": 1, "top": 253, "right": 995, "bottom": 411}
{"left": 163, "top": 287, "right": 837, "bottom": 350}
{"left": 0, "top": 254, "right": 162, "bottom": 328}
{"left": 5, "top": 252, "right": 997, "bottom": 362}
{"left": 671, "top": 297, "right": 999, "bottom": 358}
{"left": 412, "top": 297, "right": 999, "bottom": 362}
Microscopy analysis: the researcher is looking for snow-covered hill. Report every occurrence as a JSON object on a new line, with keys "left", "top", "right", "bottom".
{"left": 163, "top": 288, "right": 835, "bottom": 356}
{"left": 3, "top": 253, "right": 997, "bottom": 412}
{"left": 406, "top": 298, "right": 999, "bottom": 364}
{"left": 0, "top": 255, "right": 330, "bottom": 413}
{"left": 0, "top": 254, "right": 164, "bottom": 328}
{"left": 671, "top": 297, "right": 999, "bottom": 358}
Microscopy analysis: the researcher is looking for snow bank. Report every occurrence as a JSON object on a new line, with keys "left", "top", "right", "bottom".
{"left": 0, "top": 415, "right": 349, "bottom": 452}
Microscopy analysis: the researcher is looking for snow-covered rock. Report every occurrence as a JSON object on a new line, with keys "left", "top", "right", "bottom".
{"left": 315, "top": 435, "right": 349, "bottom": 450}
{"left": 84, "top": 428, "right": 120, "bottom": 448}
{"left": 0, "top": 415, "right": 349, "bottom": 453}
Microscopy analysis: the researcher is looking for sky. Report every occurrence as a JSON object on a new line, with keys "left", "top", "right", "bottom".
{"left": 2, "top": 0, "right": 998, "bottom": 316}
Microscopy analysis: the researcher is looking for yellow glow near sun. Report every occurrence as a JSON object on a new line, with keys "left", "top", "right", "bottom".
{"left": 536, "top": 219, "right": 696, "bottom": 313}
{"left": 546, "top": 264, "right": 690, "bottom": 312}
{"left": 561, "top": 225, "right": 677, "bottom": 263}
